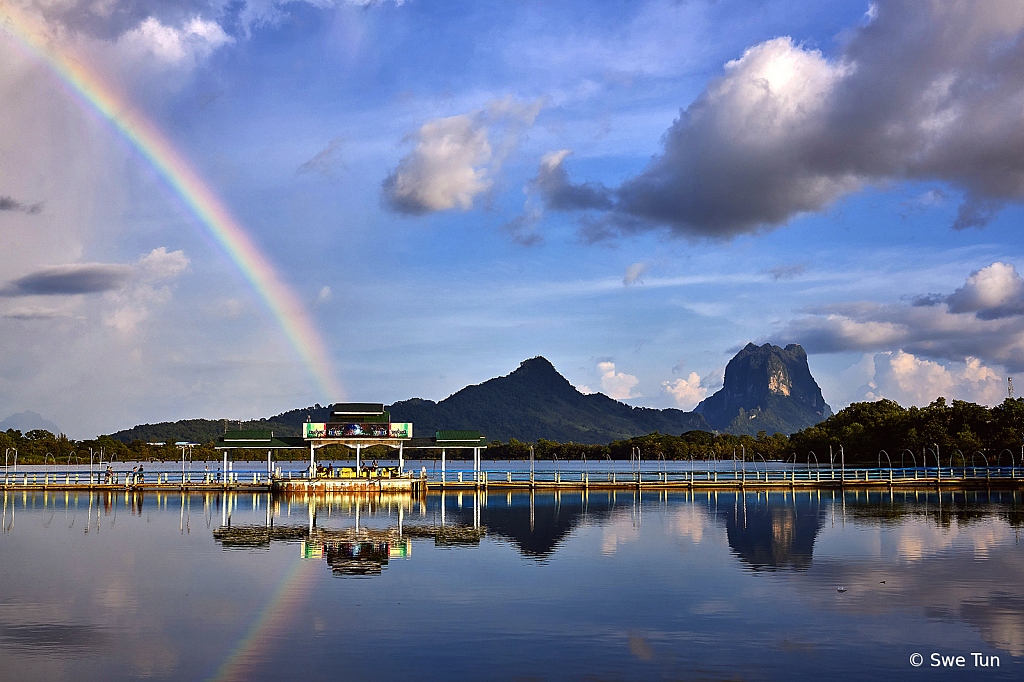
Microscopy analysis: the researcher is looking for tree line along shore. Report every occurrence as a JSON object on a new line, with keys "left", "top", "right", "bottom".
{"left": 4, "top": 397, "right": 1024, "bottom": 467}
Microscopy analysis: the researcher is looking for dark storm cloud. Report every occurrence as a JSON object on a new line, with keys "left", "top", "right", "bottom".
{"left": 0, "top": 264, "right": 134, "bottom": 297}
{"left": 0, "top": 195, "right": 43, "bottom": 214}
{"left": 532, "top": 151, "right": 613, "bottom": 212}
{"left": 556, "top": 1, "right": 1024, "bottom": 240}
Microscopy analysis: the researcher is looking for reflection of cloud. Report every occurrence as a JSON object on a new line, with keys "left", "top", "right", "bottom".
{"left": 962, "top": 596, "right": 1024, "bottom": 657}
{"left": 627, "top": 632, "right": 654, "bottom": 661}
{"left": 806, "top": 506, "right": 1024, "bottom": 657}
{"left": 600, "top": 513, "right": 640, "bottom": 556}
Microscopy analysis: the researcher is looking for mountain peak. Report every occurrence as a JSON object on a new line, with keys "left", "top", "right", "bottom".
{"left": 696, "top": 343, "right": 830, "bottom": 436}
{"left": 388, "top": 356, "right": 708, "bottom": 444}
{"left": 0, "top": 410, "right": 61, "bottom": 435}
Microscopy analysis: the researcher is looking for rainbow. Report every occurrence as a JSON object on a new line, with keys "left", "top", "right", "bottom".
{"left": 0, "top": 4, "right": 343, "bottom": 400}
{"left": 209, "top": 556, "right": 318, "bottom": 682}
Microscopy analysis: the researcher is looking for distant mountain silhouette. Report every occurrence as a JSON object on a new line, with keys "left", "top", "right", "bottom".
{"left": 386, "top": 357, "right": 709, "bottom": 444}
{"left": 695, "top": 343, "right": 831, "bottom": 436}
{"left": 0, "top": 410, "right": 61, "bottom": 435}
{"left": 109, "top": 356, "right": 709, "bottom": 444}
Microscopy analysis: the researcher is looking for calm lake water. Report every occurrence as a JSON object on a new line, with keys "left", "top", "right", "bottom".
{"left": 1, "top": 484, "right": 1022, "bottom": 681}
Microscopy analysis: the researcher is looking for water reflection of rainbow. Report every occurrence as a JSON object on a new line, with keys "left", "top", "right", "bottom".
{"left": 209, "top": 557, "right": 318, "bottom": 682}
{"left": 0, "top": 6, "right": 343, "bottom": 400}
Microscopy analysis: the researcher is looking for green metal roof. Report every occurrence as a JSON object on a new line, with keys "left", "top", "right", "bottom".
{"left": 435, "top": 430, "right": 487, "bottom": 445}
{"left": 216, "top": 434, "right": 306, "bottom": 449}
{"left": 223, "top": 430, "right": 274, "bottom": 441}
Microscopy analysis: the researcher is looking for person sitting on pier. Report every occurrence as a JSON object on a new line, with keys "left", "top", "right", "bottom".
{"left": 137, "top": 464, "right": 144, "bottom": 485}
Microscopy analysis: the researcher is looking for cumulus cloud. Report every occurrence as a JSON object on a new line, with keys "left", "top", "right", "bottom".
{"left": 945, "top": 262, "right": 1024, "bottom": 319}
{"left": 857, "top": 351, "right": 1005, "bottom": 408}
{"left": 138, "top": 246, "right": 189, "bottom": 280}
{"left": 101, "top": 248, "right": 190, "bottom": 334}
{"left": 383, "top": 97, "right": 543, "bottom": 215}
{"left": 0, "top": 195, "right": 43, "bottom": 214}
{"left": 772, "top": 262, "right": 1024, "bottom": 371}
{"left": 623, "top": 262, "right": 650, "bottom": 286}
{"left": 662, "top": 372, "right": 708, "bottom": 410}
{"left": 598, "top": 361, "right": 640, "bottom": 400}
{"left": 551, "top": 1, "right": 1024, "bottom": 239}
{"left": 118, "top": 15, "right": 232, "bottom": 64}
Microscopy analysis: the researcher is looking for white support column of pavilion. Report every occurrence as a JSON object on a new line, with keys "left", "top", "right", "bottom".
{"left": 356, "top": 443, "right": 362, "bottom": 473}
{"left": 309, "top": 441, "right": 315, "bottom": 479}
{"left": 441, "top": 448, "right": 446, "bottom": 483}
{"left": 398, "top": 441, "right": 404, "bottom": 473}
{"left": 474, "top": 447, "right": 480, "bottom": 482}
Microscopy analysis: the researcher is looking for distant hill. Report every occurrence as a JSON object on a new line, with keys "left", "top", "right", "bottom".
{"left": 0, "top": 410, "right": 61, "bottom": 435}
{"left": 386, "top": 356, "right": 710, "bottom": 444}
{"left": 108, "top": 418, "right": 304, "bottom": 445}
{"left": 109, "top": 356, "right": 710, "bottom": 445}
{"left": 695, "top": 343, "right": 831, "bottom": 436}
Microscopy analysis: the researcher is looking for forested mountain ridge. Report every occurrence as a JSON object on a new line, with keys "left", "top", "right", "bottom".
{"left": 386, "top": 356, "right": 710, "bottom": 443}
{"left": 107, "top": 356, "right": 710, "bottom": 445}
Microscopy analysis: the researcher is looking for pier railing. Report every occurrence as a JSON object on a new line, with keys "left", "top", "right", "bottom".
{"left": 2, "top": 465, "right": 1021, "bottom": 489}
{"left": 0, "top": 469, "right": 279, "bottom": 488}
{"left": 421, "top": 466, "right": 1022, "bottom": 486}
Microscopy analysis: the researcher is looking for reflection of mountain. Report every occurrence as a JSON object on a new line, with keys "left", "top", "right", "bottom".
{"left": 718, "top": 494, "right": 826, "bottom": 571}
{"left": 439, "top": 492, "right": 618, "bottom": 559}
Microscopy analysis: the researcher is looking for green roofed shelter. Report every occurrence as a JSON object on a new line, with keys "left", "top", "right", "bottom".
{"left": 214, "top": 430, "right": 307, "bottom": 480}
{"left": 215, "top": 430, "right": 306, "bottom": 450}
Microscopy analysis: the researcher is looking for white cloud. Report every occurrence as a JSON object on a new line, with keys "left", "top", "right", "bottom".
{"left": 383, "top": 97, "right": 543, "bottom": 214}
{"left": 662, "top": 372, "right": 708, "bottom": 410}
{"left": 623, "top": 262, "right": 650, "bottom": 286}
{"left": 598, "top": 360, "right": 640, "bottom": 400}
{"left": 859, "top": 351, "right": 1005, "bottom": 408}
{"left": 138, "top": 247, "right": 189, "bottom": 280}
{"left": 946, "top": 262, "right": 1024, "bottom": 319}
{"left": 118, "top": 16, "right": 232, "bottom": 65}
{"left": 100, "top": 248, "right": 189, "bottom": 334}
{"left": 773, "top": 262, "right": 1024, "bottom": 372}
{"left": 317, "top": 286, "right": 332, "bottom": 304}
{"left": 549, "top": 1, "right": 1024, "bottom": 238}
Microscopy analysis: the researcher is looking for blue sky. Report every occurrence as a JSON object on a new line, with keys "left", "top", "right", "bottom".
{"left": 3, "top": 0, "right": 1024, "bottom": 437}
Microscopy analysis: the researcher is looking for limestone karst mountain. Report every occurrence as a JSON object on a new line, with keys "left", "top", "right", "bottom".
{"left": 695, "top": 343, "right": 832, "bottom": 436}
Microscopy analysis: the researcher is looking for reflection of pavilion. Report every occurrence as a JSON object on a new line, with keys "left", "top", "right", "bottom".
{"left": 211, "top": 492, "right": 483, "bottom": 578}
{"left": 718, "top": 492, "right": 826, "bottom": 571}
